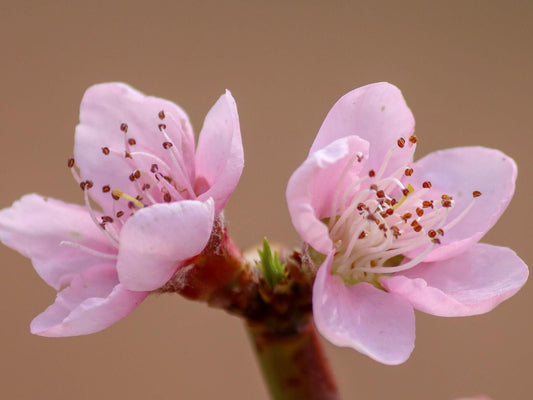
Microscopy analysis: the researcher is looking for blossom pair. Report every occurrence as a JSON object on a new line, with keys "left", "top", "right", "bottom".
{"left": 0, "top": 82, "right": 527, "bottom": 366}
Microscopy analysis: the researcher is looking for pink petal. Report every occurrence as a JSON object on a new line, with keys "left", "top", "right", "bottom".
{"left": 195, "top": 90, "right": 243, "bottom": 213}
{"left": 407, "top": 147, "right": 517, "bottom": 262}
{"left": 117, "top": 199, "right": 215, "bottom": 291}
{"left": 381, "top": 243, "right": 528, "bottom": 317}
{"left": 0, "top": 194, "right": 115, "bottom": 290}
{"left": 286, "top": 136, "right": 369, "bottom": 254}
{"left": 313, "top": 252, "right": 415, "bottom": 365}
{"left": 310, "top": 82, "right": 415, "bottom": 178}
{"left": 75, "top": 83, "right": 196, "bottom": 214}
{"left": 31, "top": 264, "right": 148, "bottom": 337}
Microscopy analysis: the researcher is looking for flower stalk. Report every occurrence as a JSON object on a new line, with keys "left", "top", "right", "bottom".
{"left": 247, "top": 319, "right": 340, "bottom": 400}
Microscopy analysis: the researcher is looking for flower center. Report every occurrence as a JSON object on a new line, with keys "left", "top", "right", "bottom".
{"left": 63, "top": 109, "right": 197, "bottom": 258}
{"left": 327, "top": 135, "right": 481, "bottom": 286}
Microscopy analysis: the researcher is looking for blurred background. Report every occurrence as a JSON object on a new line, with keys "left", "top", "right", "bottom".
{"left": 1, "top": 1, "right": 531, "bottom": 399}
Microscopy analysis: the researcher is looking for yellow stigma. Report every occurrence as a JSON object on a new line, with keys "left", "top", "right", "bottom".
{"left": 112, "top": 189, "right": 144, "bottom": 208}
{"left": 393, "top": 184, "right": 415, "bottom": 210}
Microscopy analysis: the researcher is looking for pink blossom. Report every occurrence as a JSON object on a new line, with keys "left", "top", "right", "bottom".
{"left": 0, "top": 83, "right": 243, "bottom": 336}
{"left": 286, "top": 82, "right": 528, "bottom": 365}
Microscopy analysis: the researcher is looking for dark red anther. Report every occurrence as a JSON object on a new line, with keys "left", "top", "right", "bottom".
{"left": 142, "top": 183, "right": 151, "bottom": 191}
{"left": 473, "top": 190, "right": 482, "bottom": 198}
{"left": 101, "top": 216, "right": 114, "bottom": 223}
{"left": 357, "top": 203, "right": 366, "bottom": 211}
{"left": 129, "top": 174, "right": 135, "bottom": 182}
{"left": 390, "top": 198, "right": 397, "bottom": 206}
{"left": 409, "top": 134, "right": 418, "bottom": 144}
{"left": 437, "top": 228, "right": 445, "bottom": 236}
{"left": 162, "top": 141, "right": 173, "bottom": 149}
{"left": 422, "top": 200, "right": 434, "bottom": 208}
{"left": 150, "top": 164, "right": 158, "bottom": 173}
{"left": 404, "top": 168, "right": 413, "bottom": 176}
{"left": 370, "top": 184, "right": 378, "bottom": 191}
{"left": 428, "top": 230, "right": 437, "bottom": 238}
{"left": 128, "top": 138, "right": 137, "bottom": 146}
{"left": 163, "top": 192, "right": 171, "bottom": 202}
{"left": 413, "top": 224, "right": 423, "bottom": 233}
{"left": 102, "top": 185, "right": 110, "bottom": 193}
{"left": 422, "top": 181, "right": 432, "bottom": 189}
{"left": 358, "top": 231, "right": 367, "bottom": 239}
{"left": 386, "top": 208, "right": 394, "bottom": 216}
{"left": 68, "top": 158, "right": 75, "bottom": 168}
{"left": 376, "top": 190, "right": 385, "bottom": 198}
{"left": 128, "top": 201, "right": 135, "bottom": 209}
{"left": 125, "top": 152, "right": 132, "bottom": 159}
{"left": 397, "top": 138, "right": 406, "bottom": 148}
{"left": 120, "top": 123, "right": 128, "bottom": 133}
{"left": 442, "top": 199, "right": 453, "bottom": 208}
{"left": 158, "top": 110, "right": 166, "bottom": 120}
{"left": 402, "top": 188, "right": 410, "bottom": 196}
{"left": 112, "top": 192, "right": 120, "bottom": 200}
{"left": 133, "top": 170, "right": 141, "bottom": 179}
{"left": 79, "top": 181, "right": 86, "bottom": 190}
{"left": 86, "top": 180, "right": 93, "bottom": 189}
{"left": 368, "top": 170, "right": 376, "bottom": 177}
{"left": 102, "top": 147, "right": 110, "bottom": 155}
{"left": 431, "top": 238, "right": 441, "bottom": 244}
{"left": 401, "top": 212, "right": 412, "bottom": 222}
{"left": 416, "top": 207, "right": 424, "bottom": 217}
{"left": 158, "top": 124, "right": 167, "bottom": 131}
{"left": 116, "top": 211, "right": 124, "bottom": 218}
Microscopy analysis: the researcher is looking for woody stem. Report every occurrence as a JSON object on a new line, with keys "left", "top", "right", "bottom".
{"left": 246, "top": 318, "right": 340, "bottom": 400}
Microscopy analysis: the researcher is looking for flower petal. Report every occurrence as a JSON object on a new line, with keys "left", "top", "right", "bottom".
{"left": 408, "top": 147, "right": 517, "bottom": 261}
{"left": 0, "top": 194, "right": 115, "bottom": 290}
{"left": 195, "top": 90, "right": 243, "bottom": 212}
{"left": 310, "top": 82, "right": 415, "bottom": 177}
{"left": 286, "top": 136, "right": 369, "bottom": 254}
{"left": 117, "top": 199, "right": 215, "bottom": 291}
{"left": 381, "top": 243, "right": 528, "bottom": 317}
{"left": 75, "top": 83, "right": 196, "bottom": 214}
{"left": 31, "top": 264, "right": 148, "bottom": 337}
{"left": 313, "top": 252, "right": 415, "bottom": 365}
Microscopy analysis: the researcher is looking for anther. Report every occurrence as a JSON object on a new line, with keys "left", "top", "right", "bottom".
{"left": 158, "top": 110, "right": 166, "bottom": 120}
{"left": 162, "top": 141, "right": 173, "bottom": 149}
{"left": 397, "top": 138, "right": 406, "bottom": 148}
{"left": 102, "top": 185, "right": 110, "bottom": 193}
{"left": 101, "top": 216, "right": 114, "bottom": 223}
{"left": 133, "top": 170, "right": 141, "bottom": 179}
{"left": 129, "top": 174, "right": 135, "bottom": 182}
{"left": 473, "top": 190, "right": 482, "bottom": 198}
{"left": 416, "top": 207, "right": 424, "bottom": 217}
{"left": 368, "top": 170, "right": 376, "bottom": 177}
{"left": 358, "top": 231, "right": 367, "bottom": 239}
{"left": 402, "top": 188, "right": 410, "bottom": 196}
{"left": 437, "top": 228, "right": 444, "bottom": 236}
{"left": 116, "top": 211, "right": 124, "bottom": 218}
{"left": 68, "top": 158, "right": 75, "bottom": 168}
{"left": 422, "top": 181, "right": 432, "bottom": 189}
{"left": 80, "top": 181, "right": 86, "bottom": 190}
{"left": 409, "top": 134, "right": 418, "bottom": 144}
{"left": 142, "top": 183, "right": 151, "bottom": 191}
{"left": 428, "top": 230, "right": 437, "bottom": 238}
{"left": 102, "top": 147, "right": 110, "bottom": 155}
{"left": 120, "top": 123, "right": 128, "bottom": 133}
{"left": 441, "top": 199, "right": 453, "bottom": 208}
{"left": 376, "top": 190, "right": 386, "bottom": 198}
{"left": 422, "top": 200, "right": 434, "bottom": 208}
{"left": 128, "top": 138, "right": 137, "bottom": 146}
{"left": 401, "top": 212, "right": 412, "bottom": 222}
{"left": 112, "top": 192, "right": 120, "bottom": 200}
{"left": 86, "top": 180, "right": 93, "bottom": 189}
{"left": 158, "top": 124, "right": 167, "bottom": 131}
{"left": 405, "top": 168, "right": 413, "bottom": 176}
{"left": 370, "top": 184, "right": 378, "bottom": 191}
{"left": 163, "top": 192, "right": 172, "bottom": 202}
{"left": 150, "top": 164, "right": 158, "bottom": 173}
{"left": 431, "top": 238, "right": 441, "bottom": 244}
{"left": 413, "top": 225, "right": 423, "bottom": 233}
{"left": 125, "top": 152, "right": 132, "bottom": 159}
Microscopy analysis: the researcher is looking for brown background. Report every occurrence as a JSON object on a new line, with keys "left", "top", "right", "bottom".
{"left": 0, "top": 1, "right": 532, "bottom": 399}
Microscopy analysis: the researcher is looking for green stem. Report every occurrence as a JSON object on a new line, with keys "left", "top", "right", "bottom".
{"left": 246, "top": 319, "right": 340, "bottom": 400}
